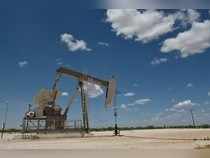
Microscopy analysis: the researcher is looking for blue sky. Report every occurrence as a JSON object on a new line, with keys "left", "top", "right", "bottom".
{"left": 0, "top": 5, "right": 210, "bottom": 128}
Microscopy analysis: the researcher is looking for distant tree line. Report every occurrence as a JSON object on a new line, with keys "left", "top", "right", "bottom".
{"left": 90, "top": 124, "right": 210, "bottom": 132}
{"left": 0, "top": 128, "right": 22, "bottom": 133}
{"left": 1, "top": 124, "right": 210, "bottom": 133}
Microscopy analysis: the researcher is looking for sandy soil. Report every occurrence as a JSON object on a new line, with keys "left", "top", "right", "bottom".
{"left": 1, "top": 129, "right": 210, "bottom": 158}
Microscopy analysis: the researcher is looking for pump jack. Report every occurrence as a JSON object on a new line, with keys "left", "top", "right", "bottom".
{"left": 51, "top": 67, "right": 116, "bottom": 133}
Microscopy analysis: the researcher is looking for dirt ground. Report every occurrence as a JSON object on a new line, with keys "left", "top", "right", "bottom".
{"left": 1, "top": 129, "right": 210, "bottom": 158}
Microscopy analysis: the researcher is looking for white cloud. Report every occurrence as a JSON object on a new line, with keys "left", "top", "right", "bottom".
{"left": 60, "top": 33, "right": 91, "bottom": 52}
{"left": 186, "top": 83, "right": 193, "bottom": 88}
{"left": 201, "top": 109, "right": 206, "bottom": 113}
{"left": 98, "top": 42, "right": 109, "bottom": 47}
{"left": 120, "top": 104, "right": 127, "bottom": 109}
{"left": 208, "top": 92, "right": 210, "bottom": 96}
{"left": 105, "top": 9, "right": 210, "bottom": 58}
{"left": 151, "top": 99, "right": 210, "bottom": 126}
{"left": 57, "top": 62, "right": 63, "bottom": 65}
{"left": 186, "top": 9, "right": 200, "bottom": 24}
{"left": 204, "top": 101, "right": 210, "bottom": 105}
{"left": 151, "top": 57, "right": 168, "bottom": 65}
{"left": 83, "top": 81, "right": 104, "bottom": 98}
{"left": 102, "top": 0, "right": 210, "bottom": 9}
{"left": 124, "top": 92, "right": 135, "bottom": 97}
{"left": 106, "top": 9, "right": 176, "bottom": 43}
{"left": 121, "top": 98, "right": 151, "bottom": 109}
{"left": 164, "top": 99, "right": 198, "bottom": 117}
{"left": 61, "top": 92, "right": 69, "bottom": 96}
{"left": 161, "top": 20, "right": 210, "bottom": 58}
{"left": 175, "top": 9, "right": 200, "bottom": 27}
{"left": 18, "top": 60, "right": 28, "bottom": 68}
{"left": 172, "top": 100, "right": 195, "bottom": 110}
{"left": 134, "top": 98, "right": 151, "bottom": 105}
{"left": 55, "top": 58, "right": 63, "bottom": 65}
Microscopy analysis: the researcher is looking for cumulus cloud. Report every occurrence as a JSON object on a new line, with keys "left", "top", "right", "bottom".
{"left": 173, "top": 100, "right": 194, "bottom": 109}
{"left": 161, "top": 20, "right": 210, "bottom": 58}
{"left": 83, "top": 81, "right": 104, "bottom": 98}
{"left": 168, "top": 100, "right": 196, "bottom": 112}
{"left": 151, "top": 57, "right": 168, "bottom": 65}
{"left": 106, "top": 9, "right": 176, "bottom": 43}
{"left": 105, "top": 9, "right": 210, "bottom": 58}
{"left": 18, "top": 60, "right": 28, "bottom": 68}
{"left": 174, "top": 9, "right": 200, "bottom": 27}
{"left": 60, "top": 33, "right": 91, "bottom": 52}
{"left": 61, "top": 92, "right": 69, "bottom": 96}
{"left": 101, "top": 0, "right": 210, "bottom": 9}
{"left": 151, "top": 99, "right": 210, "bottom": 125}
{"left": 98, "top": 42, "right": 109, "bottom": 47}
{"left": 153, "top": 100, "right": 196, "bottom": 124}
{"left": 124, "top": 92, "right": 135, "bottom": 97}
{"left": 186, "top": 9, "right": 200, "bottom": 24}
